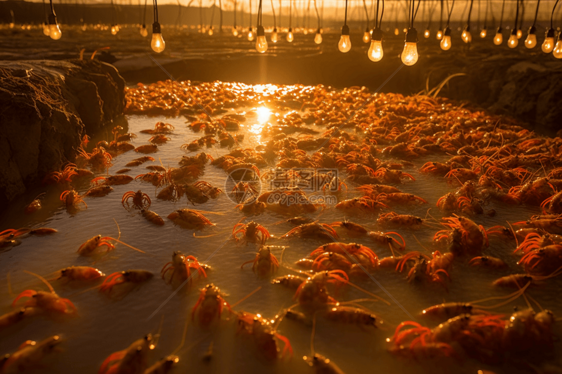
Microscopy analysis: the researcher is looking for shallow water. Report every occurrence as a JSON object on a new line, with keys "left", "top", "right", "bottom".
{"left": 1, "top": 105, "right": 561, "bottom": 374}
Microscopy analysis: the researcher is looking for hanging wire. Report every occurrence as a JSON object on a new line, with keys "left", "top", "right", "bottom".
{"left": 374, "top": 0, "right": 381, "bottom": 28}
{"left": 484, "top": 0, "right": 489, "bottom": 28}
{"left": 514, "top": 0, "right": 519, "bottom": 28}
{"left": 249, "top": 0, "right": 252, "bottom": 28}
{"left": 270, "top": 0, "right": 276, "bottom": 28}
{"left": 210, "top": 0, "right": 216, "bottom": 27}
{"left": 143, "top": 0, "right": 148, "bottom": 25}
{"left": 344, "top": 0, "right": 349, "bottom": 25}
{"left": 518, "top": 0, "right": 525, "bottom": 30}
{"left": 499, "top": 0, "right": 506, "bottom": 27}
{"left": 413, "top": 0, "right": 422, "bottom": 27}
{"left": 314, "top": 0, "right": 321, "bottom": 29}
{"left": 532, "top": 0, "right": 540, "bottom": 26}
{"left": 551, "top": 0, "right": 561, "bottom": 29}
{"left": 362, "top": 0, "right": 370, "bottom": 29}
{"left": 289, "top": 0, "right": 292, "bottom": 28}
{"left": 446, "top": 0, "right": 455, "bottom": 27}
{"left": 257, "top": 0, "right": 263, "bottom": 26}
{"left": 427, "top": 0, "right": 437, "bottom": 29}
{"left": 321, "top": 0, "right": 324, "bottom": 28}
{"left": 467, "top": 0, "right": 474, "bottom": 26}
{"left": 279, "top": 0, "right": 282, "bottom": 28}
{"left": 439, "top": 0, "right": 444, "bottom": 29}
{"left": 234, "top": 0, "right": 237, "bottom": 29}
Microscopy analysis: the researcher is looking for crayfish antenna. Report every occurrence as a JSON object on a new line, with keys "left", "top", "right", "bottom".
{"left": 230, "top": 286, "right": 262, "bottom": 309}
{"left": 471, "top": 281, "right": 531, "bottom": 309}
{"left": 23, "top": 270, "right": 55, "bottom": 294}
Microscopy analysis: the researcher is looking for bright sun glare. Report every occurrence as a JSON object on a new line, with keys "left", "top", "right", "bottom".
{"left": 256, "top": 107, "right": 271, "bottom": 124}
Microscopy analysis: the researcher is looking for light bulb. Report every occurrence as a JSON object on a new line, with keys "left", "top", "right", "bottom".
{"left": 436, "top": 29, "right": 443, "bottom": 40}
{"left": 440, "top": 28, "right": 451, "bottom": 50}
{"left": 314, "top": 30, "right": 322, "bottom": 44}
{"left": 363, "top": 30, "right": 371, "bottom": 43}
{"left": 140, "top": 24, "right": 148, "bottom": 37}
{"left": 525, "top": 26, "right": 537, "bottom": 48}
{"left": 516, "top": 28, "right": 522, "bottom": 39}
{"left": 208, "top": 27, "right": 214, "bottom": 35}
{"left": 394, "top": 27, "right": 399, "bottom": 36}
{"left": 271, "top": 28, "right": 278, "bottom": 43}
{"left": 233, "top": 27, "right": 238, "bottom": 36}
{"left": 256, "top": 26, "right": 268, "bottom": 53}
{"left": 480, "top": 28, "right": 487, "bottom": 38}
{"left": 338, "top": 25, "right": 351, "bottom": 53}
{"left": 287, "top": 28, "right": 294, "bottom": 42}
{"left": 440, "top": 35, "right": 451, "bottom": 50}
{"left": 402, "top": 28, "right": 418, "bottom": 66}
{"left": 368, "top": 40, "right": 383, "bottom": 62}
{"left": 111, "top": 25, "right": 118, "bottom": 35}
{"left": 151, "top": 22, "right": 165, "bottom": 53}
{"left": 42, "top": 23, "right": 50, "bottom": 36}
{"left": 461, "top": 28, "right": 472, "bottom": 43}
{"left": 320, "top": 28, "right": 324, "bottom": 34}
{"left": 304, "top": 28, "right": 309, "bottom": 35}
{"left": 49, "top": 23, "right": 62, "bottom": 40}
{"left": 248, "top": 27, "right": 255, "bottom": 41}
{"left": 424, "top": 29, "right": 430, "bottom": 38}
{"left": 9, "top": 22, "right": 14, "bottom": 29}
{"left": 494, "top": 28, "right": 503, "bottom": 45}
{"left": 508, "top": 31, "right": 518, "bottom": 48}
{"left": 542, "top": 29, "right": 555, "bottom": 53}
{"left": 553, "top": 38, "right": 562, "bottom": 59}
{"left": 81, "top": 23, "right": 87, "bottom": 31}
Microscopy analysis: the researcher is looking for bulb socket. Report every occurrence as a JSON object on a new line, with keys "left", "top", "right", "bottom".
{"left": 444, "top": 27, "right": 451, "bottom": 36}
{"left": 273, "top": 27, "right": 277, "bottom": 32}
{"left": 152, "top": 22, "right": 161, "bottom": 33}
{"left": 341, "top": 24, "right": 350, "bottom": 36}
{"left": 511, "top": 28, "right": 517, "bottom": 36}
{"left": 545, "top": 28, "right": 555, "bottom": 38}
{"left": 48, "top": 13, "right": 57, "bottom": 25}
{"left": 528, "top": 25, "right": 536, "bottom": 35}
{"left": 257, "top": 25, "right": 265, "bottom": 36}
{"left": 496, "top": 26, "right": 502, "bottom": 34}
{"left": 316, "top": 28, "right": 321, "bottom": 34}
{"left": 464, "top": 25, "right": 470, "bottom": 32}
{"left": 288, "top": 27, "right": 292, "bottom": 32}
{"left": 142, "top": 23, "right": 146, "bottom": 28}
{"left": 372, "top": 27, "right": 383, "bottom": 41}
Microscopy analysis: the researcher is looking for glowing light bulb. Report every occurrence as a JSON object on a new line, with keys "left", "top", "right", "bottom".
{"left": 424, "top": 29, "right": 430, "bottom": 38}
{"left": 363, "top": 29, "right": 371, "bottom": 43}
{"left": 368, "top": 40, "right": 383, "bottom": 62}
{"left": 151, "top": 22, "right": 165, "bottom": 53}
{"left": 461, "top": 28, "right": 472, "bottom": 43}
{"left": 516, "top": 28, "right": 522, "bottom": 39}
{"left": 9, "top": 22, "right": 14, "bottom": 29}
{"left": 286, "top": 28, "right": 294, "bottom": 42}
{"left": 43, "top": 23, "right": 50, "bottom": 36}
{"left": 394, "top": 27, "right": 399, "bottom": 36}
{"left": 525, "top": 26, "right": 537, "bottom": 48}
{"left": 304, "top": 28, "right": 309, "bottom": 35}
{"left": 271, "top": 28, "right": 278, "bottom": 43}
{"left": 402, "top": 28, "right": 418, "bottom": 66}
{"left": 338, "top": 25, "right": 351, "bottom": 53}
{"left": 111, "top": 24, "right": 118, "bottom": 35}
{"left": 480, "top": 28, "right": 487, "bottom": 38}
{"left": 436, "top": 29, "right": 443, "bottom": 40}
{"left": 553, "top": 38, "right": 562, "bottom": 59}
{"left": 49, "top": 24, "right": 62, "bottom": 40}
{"left": 208, "top": 27, "right": 214, "bottom": 35}
{"left": 255, "top": 26, "right": 268, "bottom": 53}
{"left": 81, "top": 23, "right": 87, "bottom": 31}
{"left": 440, "top": 35, "right": 451, "bottom": 50}
{"left": 493, "top": 28, "right": 503, "bottom": 45}
{"left": 248, "top": 27, "right": 255, "bottom": 41}
{"left": 440, "top": 28, "right": 451, "bottom": 50}
{"left": 508, "top": 31, "right": 518, "bottom": 48}
{"left": 542, "top": 29, "right": 555, "bottom": 53}
{"left": 320, "top": 28, "right": 324, "bottom": 34}
{"left": 140, "top": 24, "right": 148, "bottom": 37}
{"left": 233, "top": 27, "right": 238, "bottom": 36}
{"left": 314, "top": 30, "right": 322, "bottom": 44}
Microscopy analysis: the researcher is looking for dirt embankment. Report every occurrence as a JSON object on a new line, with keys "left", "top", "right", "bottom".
{"left": 0, "top": 59, "right": 125, "bottom": 208}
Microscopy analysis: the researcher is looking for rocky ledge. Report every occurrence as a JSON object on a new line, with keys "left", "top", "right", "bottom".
{"left": 0, "top": 59, "right": 125, "bottom": 208}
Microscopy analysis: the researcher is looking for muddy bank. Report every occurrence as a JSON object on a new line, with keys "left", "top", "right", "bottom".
{"left": 0, "top": 59, "right": 125, "bottom": 208}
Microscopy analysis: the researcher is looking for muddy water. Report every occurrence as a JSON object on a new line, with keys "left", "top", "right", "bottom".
{"left": 0, "top": 108, "right": 561, "bottom": 374}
